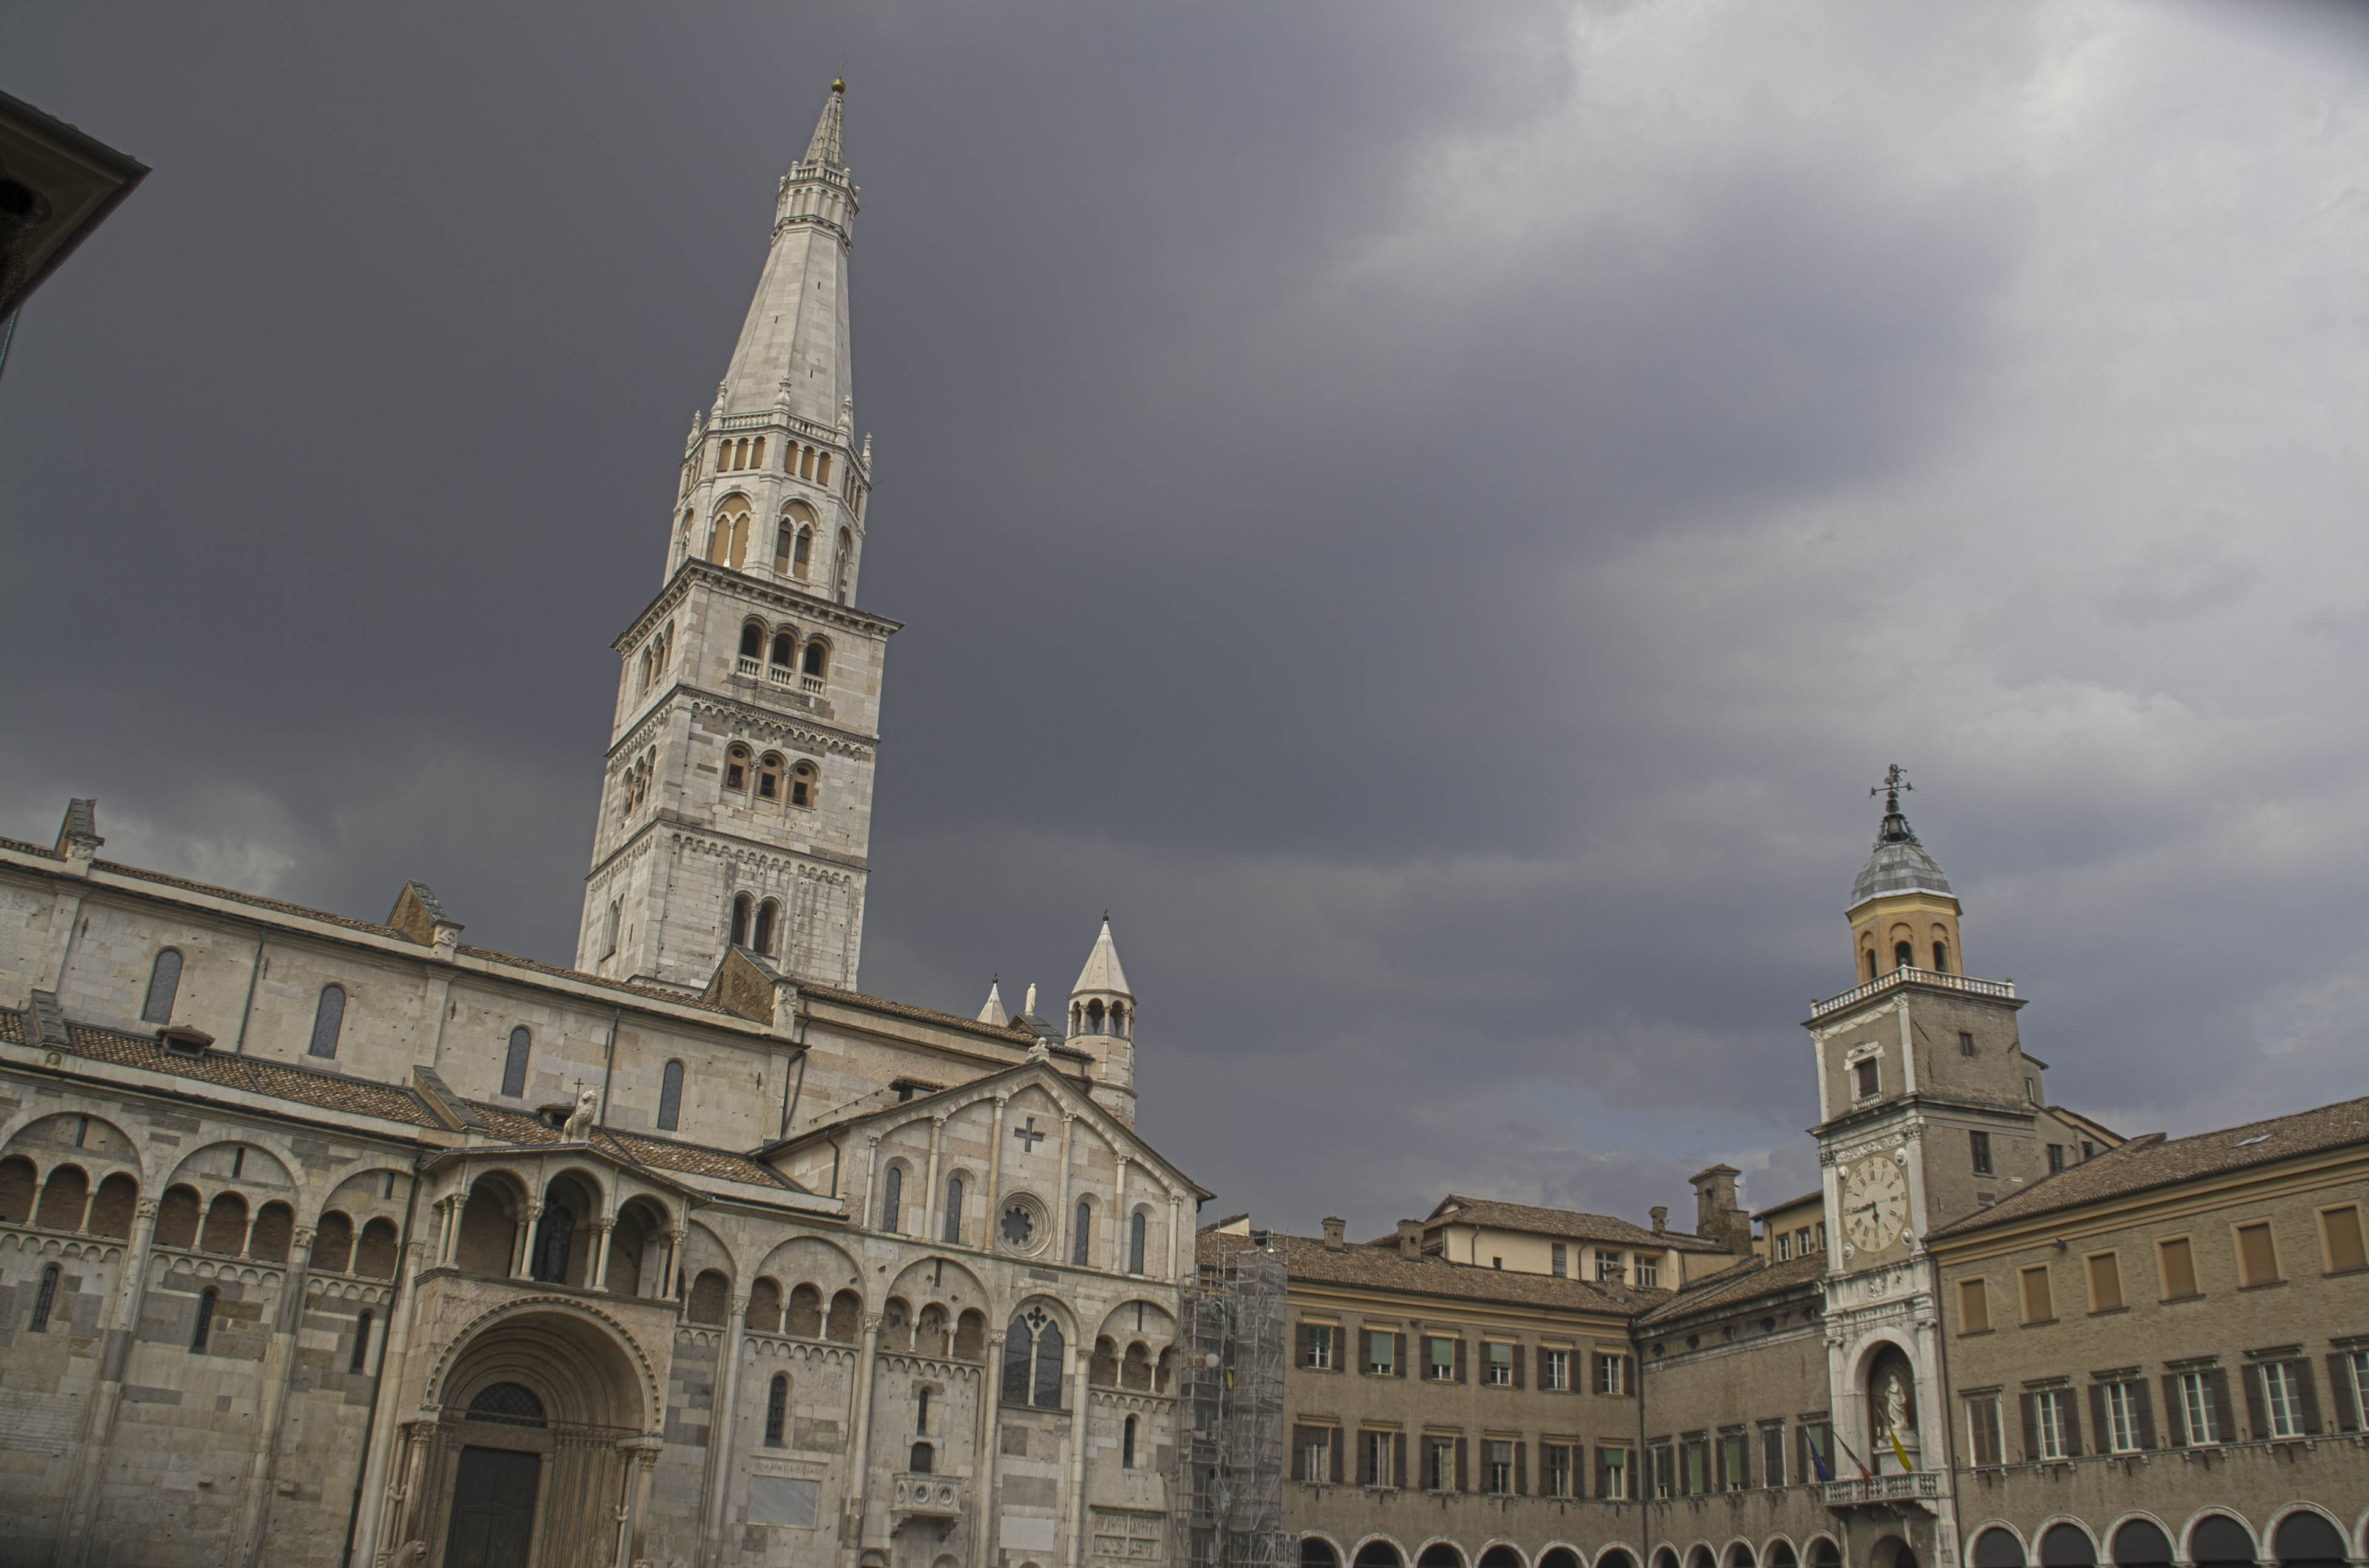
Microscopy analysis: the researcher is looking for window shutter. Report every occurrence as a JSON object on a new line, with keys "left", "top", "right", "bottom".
{"left": 2018, "top": 1394, "right": 2039, "bottom": 1462}
{"left": 1593, "top": 1446, "right": 1609, "bottom": 1499}
{"left": 2241, "top": 1365, "right": 2268, "bottom": 1440}
{"left": 1512, "top": 1343, "right": 1525, "bottom": 1388}
{"left": 1454, "top": 1436, "right": 1468, "bottom": 1492}
{"left": 1394, "top": 1333, "right": 1407, "bottom": 1378}
{"left": 1713, "top": 1437, "right": 1727, "bottom": 1489}
{"left": 2133, "top": 1381, "right": 2156, "bottom": 1450}
{"left": 1393, "top": 1434, "right": 1407, "bottom": 1489}
{"left": 1291, "top": 1427, "right": 1308, "bottom": 1482}
{"left": 1538, "top": 1346, "right": 1551, "bottom": 1389}
{"left": 1514, "top": 1440, "right": 1527, "bottom": 1495}
{"left": 2060, "top": 1393, "right": 2083, "bottom": 1456}
{"left": 2206, "top": 1368, "right": 2233, "bottom": 1444}
{"left": 2329, "top": 1356, "right": 2361, "bottom": 1432}
{"left": 1454, "top": 1338, "right": 1466, "bottom": 1384}
{"left": 1358, "top": 1433, "right": 1375, "bottom": 1486}
{"left": 2086, "top": 1385, "right": 2109, "bottom": 1455}
{"left": 2294, "top": 1360, "right": 2324, "bottom": 1435}
{"left": 2160, "top": 1376, "right": 2186, "bottom": 1446}
{"left": 1332, "top": 1431, "right": 1345, "bottom": 1484}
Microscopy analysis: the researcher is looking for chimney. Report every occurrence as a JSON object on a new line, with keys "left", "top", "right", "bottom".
{"left": 1650, "top": 1206, "right": 1667, "bottom": 1235}
{"left": 1689, "top": 1164, "right": 1752, "bottom": 1254}
{"left": 1322, "top": 1216, "right": 1346, "bottom": 1251}
{"left": 1396, "top": 1220, "right": 1423, "bottom": 1259}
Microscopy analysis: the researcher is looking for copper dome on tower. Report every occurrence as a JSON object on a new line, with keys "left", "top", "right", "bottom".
{"left": 1849, "top": 768, "right": 1952, "bottom": 911}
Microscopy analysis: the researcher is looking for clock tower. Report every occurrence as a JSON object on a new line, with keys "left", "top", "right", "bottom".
{"left": 1803, "top": 771, "right": 2056, "bottom": 1562}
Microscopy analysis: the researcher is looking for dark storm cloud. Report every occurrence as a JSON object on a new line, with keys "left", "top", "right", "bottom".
{"left": 6, "top": 2, "right": 2368, "bottom": 1235}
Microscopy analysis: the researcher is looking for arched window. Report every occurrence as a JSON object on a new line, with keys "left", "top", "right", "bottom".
{"left": 817, "top": 451, "right": 832, "bottom": 485}
{"left": 1002, "top": 1307, "right": 1066, "bottom": 1409}
{"left": 750, "top": 437, "right": 765, "bottom": 468}
{"left": 1129, "top": 1210, "right": 1148, "bottom": 1274}
{"left": 909, "top": 1438, "right": 935, "bottom": 1472}
{"left": 191, "top": 1288, "right": 218, "bottom": 1352}
{"left": 731, "top": 892, "right": 754, "bottom": 948}
{"left": 1073, "top": 1201, "right": 1091, "bottom": 1266}
{"left": 1123, "top": 1414, "right": 1138, "bottom": 1468}
{"left": 605, "top": 900, "right": 622, "bottom": 957}
{"left": 308, "top": 984, "right": 346, "bottom": 1058}
{"left": 355, "top": 1218, "right": 399, "bottom": 1278}
{"left": 725, "top": 744, "right": 750, "bottom": 793}
{"left": 501, "top": 1027, "right": 531, "bottom": 1098}
{"left": 142, "top": 949, "right": 183, "bottom": 1025}
{"left": 1085, "top": 1000, "right": 1105, "bottom": 1034}
{"left": 754, "top": 899, "right": 779, "bottom": 957}
{"left": 688, "top": 1269, "right": 730, "bottom": 1324}
{"left": 801, "top": 640, "right": 829, "bottom": 678}
{"left": 943, "top": 1177, "right": 964, "bottom": 1244}
{"left": 765, "top": 1373, "right": 789, "bottom": 1446}
{"left": 531, "top": 1200, "right": 575, "bottom": 1283}
{"left": 739, "top": 621, "right": 765, "bottom": 659}
{"left": 792, "top": 526, "right": 813, "bottom": 579}
{"left": 350, "top": 1310, "right": 373, "bottom": 1373}
{"left": 1932, "top": 940, "right": 1949, "bottom": 971}
{"left": 1112, "top": 1002, "right": 1127, "bottom": 1037}
{"left": 1865, "top": 948, "right": 1878, "bottom": 980}
{"left": 757, "top": 752, "right": 784, "bottom": 802}
{"left": 790, "top": 761, "right": 818, "bottom": 809}
{"left": 800, "top": 445, "right": 816, "bottom": 479}
{"left": 200, "top": 1192, "right": 249, "bottom": 1255}
{"left": 311, "top": 1212, "right": 355, "bottom": 1273}
{"left": 1893, "top": 940, "right": 1913, "bottom": 970}
{"left": 658, "top": 1060, "right": 685, "bottom": 1132}
{"left": 770, "top": 630, "right": 796, "bottom": 668}
{"left": 881, "top": 1164, "right": 903, "bottom": 1234}
{"left": 2110, "top": 1521, "right": 2172, "bottom": 1568}
{"left": 2270, "top": 1512, "right": 2345, "bottom": 1568}
{"left": 29, "top": 1264, "right": 60, "bottom": 1332}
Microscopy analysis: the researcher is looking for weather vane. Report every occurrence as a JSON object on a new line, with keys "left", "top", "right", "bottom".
{"left": 1871, "top": 764, "right": 1912, "bottom": 813}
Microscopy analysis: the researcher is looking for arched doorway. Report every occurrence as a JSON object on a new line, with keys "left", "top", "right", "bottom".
{"left": 1972, "top": 1530, "right": 2025, "bottom": 1568}
{"left": 1480, "top": 1548, "right": 1524, "bottom": 1568}
{"left": 2040, "top": 1526, "right": 2097, "bottom": 1568}
{"left": 2111, "top": 1522, "right": 2172, "bottom": 1568}
{"left": 1595, "top": 1553, "right": 1634, "bottom": 1568}
{"left": 1304, "top": 1541, "right": 1342, "bottom": 1568}
{"left": 2191, "top": 1517, "right": 2256, "bottom": 1568}
{"left": 1355, "top": 1544, "right": 1405, "bottom": 1568}
{"left": 1419, "top": 1547, "right": 1466, "bottom": 1568}
{"left": 2271, "top": 1514, "right": 2346, "bottom": 1568}
{"left": 395, "top": 1308, "right": 650, "bottom": 1568}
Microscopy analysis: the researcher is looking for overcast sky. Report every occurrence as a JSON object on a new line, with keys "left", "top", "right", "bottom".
{"left": 7, "top": 1, "right": 2368, "bottom": 1236}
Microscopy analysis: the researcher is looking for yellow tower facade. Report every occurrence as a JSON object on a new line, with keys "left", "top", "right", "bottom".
{"left": 1846, "top": 767, "right": 1962, "bottom": 980}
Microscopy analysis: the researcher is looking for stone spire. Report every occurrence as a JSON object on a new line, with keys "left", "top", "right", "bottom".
{"left": 1066, "top": 917, "right": 1138, "bottom": 1125}
{"left": 1070, "top": 916, "right": 1133, "bottom": 1000}
{"left": 977, "top": 979, "right": 1008, "bottom": 1028}
{"left": 713, "top": 80, "right": 859, "bottom": 430}
{"left": 806, "top": 78, "right": 847, "bottom": 167}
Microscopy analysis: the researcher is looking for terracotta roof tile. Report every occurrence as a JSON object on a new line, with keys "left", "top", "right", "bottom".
{"left": 1930, "top": 1094, "right": 2369, "bottom": 1240}
{"left": 1639, "top": 1250, "right": 1827, "bottom": 1325}
{"left": 458, "top": 1101, "right": 806, "bottom": 1192}
{"left": 14, "top": 1012, "right": 443, "bottom": 1127}
{"left": 1201, "top": 1227, "right": 1659, "bottom": 1316}
{"left": 1423, "top": 1194, "right": 1730, "bottom": 1252}
{"left": 93, "top": 860, "right": 402, "bottom": 937}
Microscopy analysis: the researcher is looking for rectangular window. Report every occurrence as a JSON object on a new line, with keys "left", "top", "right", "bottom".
{"left": 1295, "top": 1426, "right": 1334, "bottom": 1483}
{"left": 1799, "top": 1421, "right": 1832, "bottom": 1483}
{"left": 1361, "top": 1429, "right": 1398, "bottom": 1488}
{"left": 1484, "top": 1440, "right": 1513, "bottom": 1495}
{"left": 1720, "top": 1431, "right": 1748, "bottom": 1490}
{"left": 1959, "top": 1030, "right": 1977, "bottom": 1057}
{"left": 1486, "top": 1342, "right": 1513, "bottom": 1386}
{"left": 1814, "top": 1221, "right": 1827, "bottom": 1251}
{"left": 2236, "top": 1221, "right": 2281, "bottom": 1286}
{"left": 2177, "top": 1370, "right": 2218, "bottom": 1445}
{"left": 1551, "top": 1242, "right": 1568, "bottom": 1277}
{"left": 2035, "top": 1388, "right": 2072, "bottom": 1460}
{"left": 1966, "top": 1396, "right": 2004, "bottom": 1466}
{"left": 2157, "top": 1236, "right": 2199, "bottom": 1299}
{"left": 1775, "top": 1232, "right": 1792, "bottom": 1261}
{"left": 1304, "top": 1324, "right": 1335, "bottom": 1370}
{"left": 1683, "top": 1436, "right": 1709, "bottom": 1495}
{"left": 1634, "top": 1257, "right": 1660, "bottom": 1287}
{"left": 1970, "top": 1130, "right": 1993, "bottom": 1175}
{"left": 1957, "top": 1277, "right": 1991, "bottom": 1334}
{"left": 2321, "top": 1205, "right": 2367, "bottom": 1273}
{"left": 1759, "top": 1422, "right": 1785, "bottom": 1487}
{"left": 1425, "top": 1437, "right": 1456, "bottom": 1492}
{"left": 2047, "top": 1143, "right": 2067, "bottom": 1174}
{"left": 1596, "top": 1352, "right": 1629, "bottom": 1396}
{"left": 2102, "top": 1381, "right": 2142, "bottom": 1453}
{"left": 2086, "top": 1251, "right": 2125, "bottom": 1312}
{"left": 2344, "top": 1351, "right": 2369, "bottom": 1428}
{"left": 1541, "top": 1442, "right": 1574, "bottom": 1498}
{"left": 1650, "top": 1442, "right": 1673, "bottom": 1500}
{"left": 1598, "top": 1444, "right": 1629, "bottom": 1500}
{"left": 1427, "top": 1336, "right": 1457, "bottom": 1382}
{"left": 1854, "top": 1058, "right": 1880, "bottom": 1098}
{"left": 2019, "top": 1264, "right": 2054, "bottom": 1324}
{"left": 1596, "top": 1250, "right": 1625, "bottom": 1284}
{"left": 2263, "top": 1360, "right": 2304, "bottom": 1438}
{"left": 1365, "top": 1330, "right": 1395, "bottom": 1376}
{"left": 1543, "top": 1348, "right": 1570, "bottom": 1392}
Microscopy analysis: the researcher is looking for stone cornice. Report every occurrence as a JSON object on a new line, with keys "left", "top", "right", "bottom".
{"left": 614, "top": 559, "right": 900, "bottom": 651}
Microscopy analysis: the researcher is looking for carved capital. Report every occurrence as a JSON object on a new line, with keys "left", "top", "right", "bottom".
{"left": 293, "top": 1225, "right": 318, "bottom": 1249}
{"left": 135, "top": 1198, "right": 159, "bottom": 1221}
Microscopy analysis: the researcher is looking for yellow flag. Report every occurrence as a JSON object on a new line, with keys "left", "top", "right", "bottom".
{"left": 1888, "top": 1423, "right": 1912, "bottom": 1474}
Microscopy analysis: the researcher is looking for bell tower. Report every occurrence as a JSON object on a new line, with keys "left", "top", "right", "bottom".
{"left": 575, "top": 81, "right": 900, "bottom": 994}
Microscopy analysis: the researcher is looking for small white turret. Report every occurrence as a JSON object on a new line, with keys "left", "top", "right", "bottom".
{"left": 977, "top": 978, "right": 1008, "bottom": 1028}
{"left": 1066, "top": 916, "right": 1137, "bottom": 1125}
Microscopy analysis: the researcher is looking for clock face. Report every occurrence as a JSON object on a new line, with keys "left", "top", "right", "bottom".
{"left": 1840, "top": 1155, "right": 1909, "bottom": 1254}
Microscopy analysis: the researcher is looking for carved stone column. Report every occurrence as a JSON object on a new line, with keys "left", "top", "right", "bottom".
{"left": 842, "top": 1310, "right": 886, "bottom": 1568}
{"left": 972, "top": 1329, "right": 1006, "bottom": 1568}
{"left": 694, "top": 1292, "right": 753, "bottom": 1568}
{"left": 1053, "top": 1113, "right": 1079, "bottom": 1265}
{"left": 349, "top": 1231, "right": 433, "bottom": 1568}
{"left": 664, "top": 1227, "right": 687, "bottom": 1299}
{"left": 616, "top": 1433, "right": 665, "bottom": 1568}
{"left": 235, "top": 1222, "right": 317, "bottom": 1564}
{"left": 922, "top": 1114, "right": 947, "bottom": 1243}
{"left": 513, "top": 1201, "right": 544, "bottom": 1279}
{"left": 591, "top": 1214, "right": 617, "bottom": 1291}
{"left": 54, "top": 1194, "right": 159, "bottom": 1567}
{"left": 1063, "top": 1336, "right": 1091, "bottom": 1568}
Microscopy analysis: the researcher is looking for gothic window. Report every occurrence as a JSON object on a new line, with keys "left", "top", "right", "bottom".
{"left": 725, "top": 744, "right": 751, "bottom": 793}
{"left": 191, "top": 1287, "right": 217, "bottom": 1352}
{"left": 712, "top": 499, "right": 752, "bottom": 569}
{"left": 757, "top": 752, "right": 784, "bottom": 802}
{"left": 142, "top": 949, "right": 183, "bottom": 1025}
{"left": 792, "top": 525, "right": 813, "bottom": 579}
{"left": 790, "top": 761, "right": 818, "bottom": 809}
{"left": 881, "top": 1164, "right": 903, "bottom": 1234}
{"left": 754, "top": 898, "right": 779, "bottom": 957}
{"left": 770, "top": 630, "right": 796, "bottom": 668}
{"left": 731, "top": 893, "right": 753, "bottom": 948}
{"left": 765, "top": 1374, "right": 789, "bottom": 1446}
{"left": 1129, "top": 1210, "right": 1148, "bottom": 1274}
{"left": 1002, "top": 1307, "right": 1066, "bottom": 1409}
{"left": 944, "top": 1177, "right": 964, "bottom": 1243}
{"left": 502, "top": 1028, "right": 531, "bottom": 1098}
{"left": 637, "top": 647, "right": 653, "bottom": 694}
{"left": 308, "top": 984, "right": 346, "bottom": 1059}
{"left": 658, "top": 1059, "right": 685, "bottom": 1132}
{"left": 1073, "top": 1200, "right": 1091, "bottom": 1265}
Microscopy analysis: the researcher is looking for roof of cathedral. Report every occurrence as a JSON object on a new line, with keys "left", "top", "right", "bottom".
{"left": 1417, "top": 1194, "right": 1734, "bottom": 1253}
{"left": 0, "top": 1006, "right": 446, "bottom": 1127}
{"left": 1200, "top": 1225, "right": 1662, "bottom": 1315}
{"left": 1849, "top": 802, "right": 1952, "bottom": 910}
{"left": 1070, "top": 918, "right": 1132, "bottom": 998}
{"left": 465, "top": 1101, "right": 807, "bottom": 1191}
{"left": 1927, "top": 1093, "right": 2369, "bottom": 1241}
{"left": 1636, "top": 1249, "right": 1828, "bottom": 1326}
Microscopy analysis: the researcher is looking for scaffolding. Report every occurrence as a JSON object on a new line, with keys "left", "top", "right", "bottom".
{"left": 1177, "top": 1240, "right": 1289, "bottom": 1568}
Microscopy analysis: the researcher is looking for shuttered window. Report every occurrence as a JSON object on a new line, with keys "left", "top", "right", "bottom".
{"left": 1965, "top": 1396, "right": 2003, "bottom": 1465}
{"left": 1957, "top": 1277, "right": 1990, "bottom": 1333}
{"left": 2156, "top": 1236, "right": 2198, "bottom": 1299}
{"left": 2085, "top": 1252, "right": 2124, "bottom": 1312}
{"left": 2235, "top": 1222, "right": 2280, "bottom": 1285}
{"left": 2018, "top": 1265, "right": 2054, "bottom": 1324}
{"left": 2321, "top": 1205, "right": 2367, "bottom": 1273}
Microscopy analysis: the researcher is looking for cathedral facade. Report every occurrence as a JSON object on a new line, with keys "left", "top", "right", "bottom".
{"left": 0, "top": 84, "right": 1200, "bottom": 1568}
